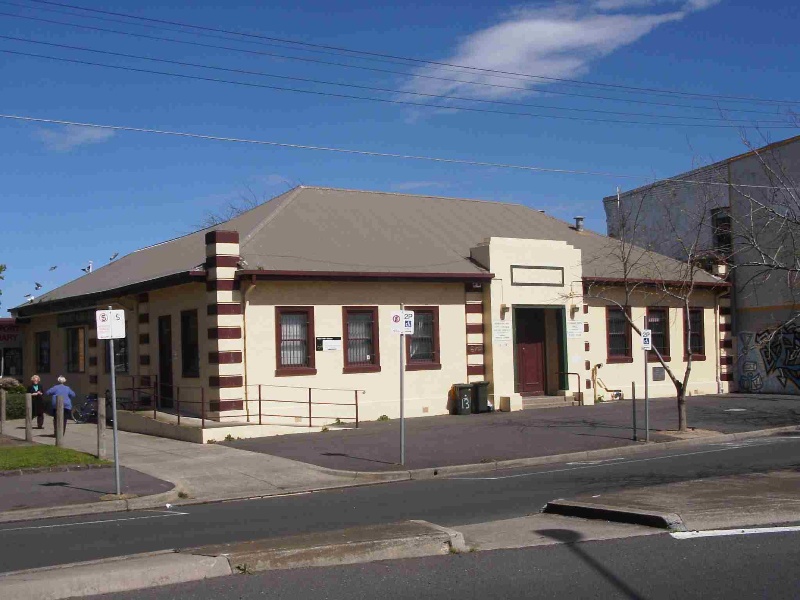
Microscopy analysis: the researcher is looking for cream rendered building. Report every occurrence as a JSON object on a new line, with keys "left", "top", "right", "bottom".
{"left": 11, "top": 187, "right": 731, "bottom": 431}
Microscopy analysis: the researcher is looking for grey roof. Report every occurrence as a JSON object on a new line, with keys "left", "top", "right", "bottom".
{"left": 16, "top": 186, "right": 722, "bottom": 312}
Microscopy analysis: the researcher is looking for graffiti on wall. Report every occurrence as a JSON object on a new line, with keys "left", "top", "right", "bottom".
{"left": 739, "top": 324, "right": 800, "bottom": 392}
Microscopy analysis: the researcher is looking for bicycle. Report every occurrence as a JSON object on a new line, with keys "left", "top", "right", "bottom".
{"left": 71, "top": 394, "right": 113, "bottom": 425}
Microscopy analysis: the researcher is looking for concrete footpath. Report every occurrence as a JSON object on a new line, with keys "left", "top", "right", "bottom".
{"left": 2, "top": 469, "right": 797, "bottom": 600}
{"left": 545, "top": 469, "right": 800, "bottom": 531}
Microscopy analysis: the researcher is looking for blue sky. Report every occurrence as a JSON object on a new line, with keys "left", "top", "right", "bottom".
{"left": 2, "top": 0, "right": 799, "bottom": 310}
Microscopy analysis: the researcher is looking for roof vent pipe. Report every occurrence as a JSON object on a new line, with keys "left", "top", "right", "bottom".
{"left": 574, "top": 216, "right": 585, "bottom": 232}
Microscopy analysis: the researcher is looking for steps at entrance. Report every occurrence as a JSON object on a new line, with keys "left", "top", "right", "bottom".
{"left": 521, "top": 396, "right": 576, "bottom": 410}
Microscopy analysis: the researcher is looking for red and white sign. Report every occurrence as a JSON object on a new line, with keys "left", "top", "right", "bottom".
{"left": 390, "top": 310, "right": 414, "bottom": 335}
{"left": 96, "top": 310, "right": 126, "bottom": 340}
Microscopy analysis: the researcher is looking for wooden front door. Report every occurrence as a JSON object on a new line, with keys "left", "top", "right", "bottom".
{"left": 516, "top": 310, "right": 546, "bottom": 395}
{"left": 158, "top": 315, "right": 174, "bottom": 408}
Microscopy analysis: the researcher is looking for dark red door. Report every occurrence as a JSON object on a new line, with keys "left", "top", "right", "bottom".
{"left": 516, "top": 311, "right": 546, "bottom": 395}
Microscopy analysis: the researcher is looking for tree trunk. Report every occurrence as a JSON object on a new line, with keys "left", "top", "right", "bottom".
{"left": 677, "top": 387, "right": 688, "bottom": 432}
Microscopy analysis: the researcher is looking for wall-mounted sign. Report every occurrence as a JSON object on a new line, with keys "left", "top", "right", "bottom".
{"left": 492, "top": 320, "right": 512, "bottom": 347}
{"left": 316, "top": 337, "right": 342, "bottom": 351}
{"left": 652, "top": 366, "right": 666, "bottom": 382}
{"left": 0, "top": 321, "right": 21, "bottom": 349}
{"left": 57, "top": 309, "right": 95, "bottom": 328}
{"left": 566, "top": 321, "right": 584, "bottom": 339}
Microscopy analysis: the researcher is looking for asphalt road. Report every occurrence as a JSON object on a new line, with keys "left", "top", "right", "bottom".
{"left": 87, "top": 529, "right": 800, "bottom": 600}
{"left": 0, "top": 434, "right": 797, "bottom": 574}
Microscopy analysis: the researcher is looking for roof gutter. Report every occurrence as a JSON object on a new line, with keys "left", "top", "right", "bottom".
{"left": 237, "top": 269, "right": 494, "bottom": 283}
{"left": 11, "top": 270, "right": 206, "bottom": 319}
{"left": 582, "top": 276, "right": 731, "bottom": 290}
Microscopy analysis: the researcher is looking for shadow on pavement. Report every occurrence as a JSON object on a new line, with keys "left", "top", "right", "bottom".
{"left": 537, "top": 529, "right": 645, "bottom": 600}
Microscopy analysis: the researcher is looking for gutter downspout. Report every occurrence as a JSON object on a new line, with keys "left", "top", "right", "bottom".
{"left": 241, "top": 277, "right": 256, "bottom": 422}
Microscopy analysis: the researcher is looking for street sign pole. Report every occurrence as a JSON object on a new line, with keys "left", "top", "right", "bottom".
{"left": 391, "top": 307, "right": 414, "bottom": 467}
{"left": 108, "top": 306, "right": 121, "bottom": 496}
{"left": 643, "top": 318, "right": 650, "bottom": 443}
{"left": 400, "top": 325, "right": 405, "bottom": 467}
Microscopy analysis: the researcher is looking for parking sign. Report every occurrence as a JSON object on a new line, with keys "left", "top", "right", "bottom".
{"left": 641, "top": 329, "right": 652, "bottom": 350}
{"left": 390, "top": 310, "right": 415, "bottom": 335}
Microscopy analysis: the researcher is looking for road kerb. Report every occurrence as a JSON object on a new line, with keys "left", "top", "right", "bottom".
{"left": 0, "top": 550, "right": 232, "bottom": 600}
{"left": 182, "top": 520, "right": 459, "bottom": 573}
{"left": 543, "top": 499, "right": 687, "bottom": 531}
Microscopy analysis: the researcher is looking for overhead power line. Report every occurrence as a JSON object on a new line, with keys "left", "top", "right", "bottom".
{"left": 1, "top": 8, "right": 789, "bottom": 117}
{"left": 3, "top": 48, "right": 796, "bottom": 129}
{"left": 1, "top": 34, "right": 788, "bottom": 126}
{"left": 1, "top": 112, "right": 796, "bottom": 191}
{"left": 18, "top": 0, "right": 800, "bottom": 106}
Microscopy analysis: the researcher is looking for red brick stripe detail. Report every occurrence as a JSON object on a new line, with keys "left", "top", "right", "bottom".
{"left": 585, "top": 379, "right": 592, "bottom": 390}
{"left": 89, "top": 375, "right": 98, "bottom": 384}
{"left": 583, "top": 322, "right": 590, "bottom": 333}
{"left": 585, "top": 360, "right": 591, "bottom": 370}
{"left": 206, "top": 279, "right": 240, "bottom": 291}
{"left": 88, "top": 338, "right": 97, "bottom": 348}
{"left": 721, "top": 355, "right": 734, "bottom": 366}
{"left": 140, "top": 375, "right": 151, "bottom": 387}
{"left": 719, "top": 323, "right": 732, "bottom": 332}
{"left": 139, "top": 355, "right": 151, "bottom": 366}
{"left": 720, "top": 339, "right": 733, "bottom": 349}
{"left": 209, "top": 351, "right": 243, "bottom": 364}
{"left": 465, "top": 303, "right": 483, "bottom": 314}
{"left": 208, "top": 327, "right": 242, "bottom": 340}
{"left": 466, "top": 323, "right": 484, "bottom": 334}
{"left": 467, "top": 344, "right": 484, "bottom": 355}
{"left": 139, "top": 333, "right": 150, "bottom": 345}
{"left": 137, "top": 293, "right": 149, "bottom": 302}
{"left": 720, "top": 372, "right": 734, "bottom": 381}
{"left": 720, "top": 306, "right": 732, "bottom": 316}
{"left": 205, "top": 255, "right": 240, "bottom": 268}
{"left": 207, "top": 303, "right": 242, "bottom": 316}
{"left": 210, "top": 400, "right": 244, "bottom": 412}
{"left": 584, "top": 342, "right": 590, "bottom": 351}
{"left": 205, "top": 230, "right": 239, "bottom": 244}
{"left": 209, "top": 375, "right": 243, "bottom": 388}
{"left": 138, "top": 313, "right": 150, "bottom": 324}
{"left": 89, "top": 356, "right": 98, "bottom": 367}
{"left": 583, "top": 305, "right": 589, "bottom": 314}
{"left": 467, "top": 364, "right": 485, "bottom": 376}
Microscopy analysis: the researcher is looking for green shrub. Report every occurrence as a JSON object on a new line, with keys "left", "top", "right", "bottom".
{"left": 3, "top": 394, "right": 26, "bottom": 420}
{"left": 377, "top": 415, "right": 389, "bottom": 421}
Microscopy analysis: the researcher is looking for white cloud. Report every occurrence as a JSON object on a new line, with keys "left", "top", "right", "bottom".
{"left": 400, "top": 1, "right": 720, "bottom": 105}
{"left": 35, "top": 125, "right": 115, "bottom": 152}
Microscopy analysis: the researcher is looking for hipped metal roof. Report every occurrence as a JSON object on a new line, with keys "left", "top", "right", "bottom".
{"left": 13, "top": 186, "right": 723, "bottom": 316}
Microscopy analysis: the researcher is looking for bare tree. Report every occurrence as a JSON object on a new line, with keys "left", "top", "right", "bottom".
{"left": 0, "top": 263, "right": 5, "bottom": 308}
{"left": 196, "top": 186, "right": 264, "bottom": 229}
{"left": 585, "top": 183, "right": 725, "bottom": 431}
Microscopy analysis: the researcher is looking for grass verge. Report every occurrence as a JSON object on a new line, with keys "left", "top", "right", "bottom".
{"left": 0, "top": 446, "right": 109, "bottom": 471}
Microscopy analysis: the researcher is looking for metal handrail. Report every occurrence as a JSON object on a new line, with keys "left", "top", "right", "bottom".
{"left": 557, "top": 371, "right": 583, "bottom": 405}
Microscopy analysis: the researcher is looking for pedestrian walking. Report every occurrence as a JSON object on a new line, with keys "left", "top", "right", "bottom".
{"left": 46, "top": 376, "right": 75, "bottom": 436}
{"left": 28, "top": 375, "right": 45, "bottom": 429}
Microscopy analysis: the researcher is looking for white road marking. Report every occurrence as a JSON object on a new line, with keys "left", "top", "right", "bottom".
{"left": 0, "top": 510, "right": 189, "bottom": 533}
{"left": 566, "top": 458, "right": 626, "bottom": 466}
{"left": 451, "top": 437, "right": 797, "bottom": 481}
{"left": 671, "top": 525, "right": 800, "bottom": 540}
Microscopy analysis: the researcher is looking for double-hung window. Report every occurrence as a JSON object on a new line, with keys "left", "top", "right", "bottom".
{"left": 684, "top": 308, "right": 706, "bottom": 360}
{"left": 104, "top": 336, "right": 130, "bottom": 373}
{"left": 606, "top": 307, "right": 632, "bottom": 363}
{"left": 646, "top": 308, "right": 670, "bottom": 362}
{"left": 343, "top": 307, "right": 380, "bottom": 373}
{"left": 66, "top": 327, "right": 85, "bottom": 373}
{"left": 276, "top": 307, "right": 316, "bottom": 376}
{"left": 181, "top": 310, "right": 200, "bottom": 378}
{"left": 405, "top": 307, "right": 441, "bottom": 370}
{"left": 35, "top": 331, "right": 51, "bottom": 373}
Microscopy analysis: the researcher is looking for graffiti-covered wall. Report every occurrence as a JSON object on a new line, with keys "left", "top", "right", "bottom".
{"left": 738, "top": 321, "right": 800, "bottom": 395}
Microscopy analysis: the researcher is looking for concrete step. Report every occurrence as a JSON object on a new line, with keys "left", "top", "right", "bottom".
{"left": 521, "top": 397, "right": 576, "bottom": 410}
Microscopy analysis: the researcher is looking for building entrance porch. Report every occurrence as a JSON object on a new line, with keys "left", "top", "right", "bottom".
{"left": 513, "top": 307, "right": 567, "bottom": 397}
